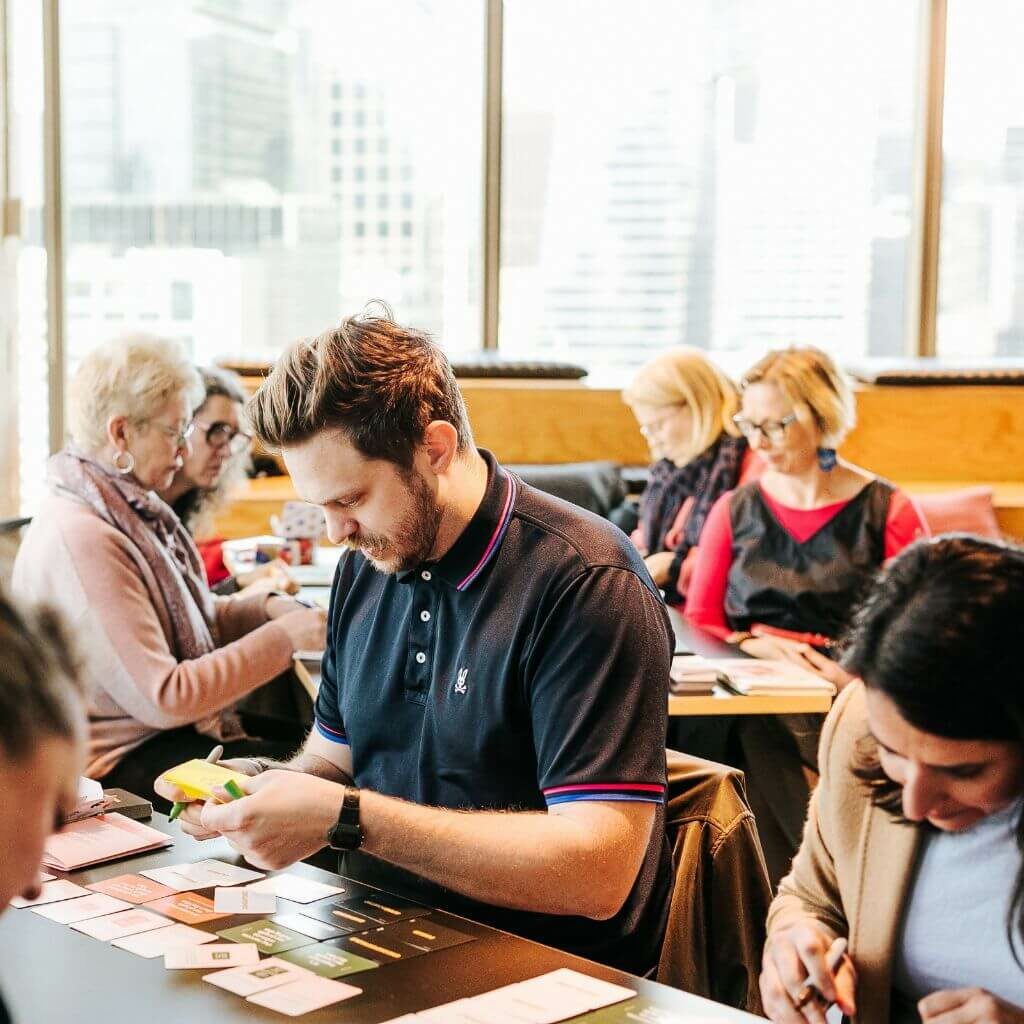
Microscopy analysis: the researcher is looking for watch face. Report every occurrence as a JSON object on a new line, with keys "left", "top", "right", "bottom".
{"left": 329, "top": 822, "right": 363, "bottom": 852}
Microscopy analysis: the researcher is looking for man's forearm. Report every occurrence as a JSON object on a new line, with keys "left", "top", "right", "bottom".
{"left": 358, "top": 790, "right": 645, "bottom": 920}
{"left": 246, "top": 752, "right": 352, "bottom": 785}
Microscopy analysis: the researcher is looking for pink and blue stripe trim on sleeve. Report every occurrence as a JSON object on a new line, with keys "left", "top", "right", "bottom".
{"left": 314, "top": 718, "right": 350, "bottom": 745}
{"left": 542, "top": 782, "right": 665, "bottom": 807}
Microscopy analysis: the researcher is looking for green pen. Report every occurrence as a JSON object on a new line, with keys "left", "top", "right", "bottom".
{"left": 168, "top": 744, "right": 224, "bottom": 822}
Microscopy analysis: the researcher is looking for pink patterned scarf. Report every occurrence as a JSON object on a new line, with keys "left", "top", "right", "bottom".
{"left": 48, "top": 448, "right": 245, "bottom": 741}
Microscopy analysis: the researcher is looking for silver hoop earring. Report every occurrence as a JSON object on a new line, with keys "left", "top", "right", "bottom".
{"left": 113, "top": 450, "right": 135, "bottom": 475}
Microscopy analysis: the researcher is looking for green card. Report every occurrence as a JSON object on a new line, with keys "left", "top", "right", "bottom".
{"left": 278, "top": 941, "right": 380, "bottom": 979}
{"left": 216, "top": 919, "right": 314, "bottom": 955}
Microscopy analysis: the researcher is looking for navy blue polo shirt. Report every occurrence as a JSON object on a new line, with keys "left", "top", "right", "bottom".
{"left": 314, "top": 450, "right": 673, "bottom": 973}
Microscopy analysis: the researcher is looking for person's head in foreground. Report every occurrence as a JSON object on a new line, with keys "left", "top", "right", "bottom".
{"left": 162, "top": 366, "right": 251, "bottom": 530}
{"left": 624, "top": 347, "right": 741, "bottom": 467}
{"left": 0, "top": 591, "right": 85, "bottom": 913}
{"left": 761, "top": 534, "right": 1024, "bottom": 1024}
{"left": 736, "top": 345, "right": 855, "bottom": 476}
{"left": 247, "top": 304, "right": 474, "bottom": 575}
{"left": 67, "top": 334, "right": 203, "bottom": 492}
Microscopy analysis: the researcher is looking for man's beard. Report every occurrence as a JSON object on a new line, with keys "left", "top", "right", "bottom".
{"left": 340, "top": 468, "right": 443, "bottom": 574}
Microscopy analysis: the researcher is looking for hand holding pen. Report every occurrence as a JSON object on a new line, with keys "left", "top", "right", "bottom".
{"left": 761, "top": 923, "right": 857, "bottom": 1024}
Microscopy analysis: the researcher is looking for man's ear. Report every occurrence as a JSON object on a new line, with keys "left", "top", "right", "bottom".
{"left": 422, "top": 421, "right": 460, "bottom": 475}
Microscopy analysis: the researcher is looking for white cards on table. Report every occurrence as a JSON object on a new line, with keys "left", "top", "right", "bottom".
{"left": 140, "top": 859, "right": 265, "bottom": 891}
{"left": 243, "top": 874, "right": 346, "bottom": 904}
{"left": 111, "top": 922, "right": 216, "bottom": 958}
{"left": 391, "top": 969, "right": 637, "bottom": 1024}
{"left": 202, "top": 957, "right": 313, "bottom": 996}
{"left": 246, "top": 975, "right": 362, "bottom": 1016}
{"left": 213, "top": 887, "right": 278, "bottom": 914}
{"left": 10, "top": 880, "right": 90, "bottom": 908}
{"left": 71, "top": 908, "right": 170, "bottom": 941}
{"left": 30, "top": 893, "right": 132, "bottom": 924}
{"left": 164, "top": 943, "right": 261, "bottom": 969}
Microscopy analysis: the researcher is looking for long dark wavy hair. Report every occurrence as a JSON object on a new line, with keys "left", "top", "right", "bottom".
{"left": 840, "top": 535, "right": 1024, "bottom": 959}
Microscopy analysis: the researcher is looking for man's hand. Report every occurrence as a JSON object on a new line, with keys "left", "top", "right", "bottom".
{"left": 920, "top": 989, "right": 1024, "bottom": 1024}
{"left": 199, "top": 770, "right": 344, "bottom": 870}
{"left": 760, "top": 920, "right": 856, "bottom": 1024}
{"left": 154, "top": 757, "right": 264, "bottom": 840}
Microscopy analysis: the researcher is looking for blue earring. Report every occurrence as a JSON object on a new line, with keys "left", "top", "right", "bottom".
{"left": 817, "top": 447, "right": 837, "bottom": 472}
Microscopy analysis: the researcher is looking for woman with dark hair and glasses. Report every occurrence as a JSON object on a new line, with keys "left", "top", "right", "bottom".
{"left": 762, "top": 536, "right": 1024, "bottom": 1024}
{"left": 160, "top": 366, "right": 295, "bottom": 595}
{"left": 683, "top": 346, "right": 926, "bottom": 883}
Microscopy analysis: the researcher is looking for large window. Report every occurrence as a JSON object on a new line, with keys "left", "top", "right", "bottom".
{"left": 938, "top": 0, "right": 1024, "bottom": 356}
{"left": 501, "top": 1, "right": 919, "bottom": 379}
{"left": 5, "top": 0, "right": 1022, "bottom": 514}
{"left": 57, "top": 0, "right": 484, "bottom": 375}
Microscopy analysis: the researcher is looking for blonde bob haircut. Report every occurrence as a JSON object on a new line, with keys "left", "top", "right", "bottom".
{"left": 623, "top": 347, "right": 741, "bottom": 465}
{"left": 741, "top": 345, "right": 856, "bottom": 448}
{"left": 67, "top": 334, "right": 203, "bottom": 453}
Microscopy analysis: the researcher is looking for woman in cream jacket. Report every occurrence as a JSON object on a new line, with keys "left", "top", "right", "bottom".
{"left": 762, "top": 536, "right": 1024, "bottom": 1024}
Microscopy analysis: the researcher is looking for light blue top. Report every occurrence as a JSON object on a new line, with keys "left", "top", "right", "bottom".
{"left": 891, "top": 797, "right": 1024, "bottom": 1022}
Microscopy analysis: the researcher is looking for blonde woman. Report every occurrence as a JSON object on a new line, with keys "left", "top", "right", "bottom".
{"left": 13, "top": 335, "right": 325, "bottom": 809}
{"left": 683, "top": 346, "right": 925, "bottom": 884}
{"left": 624, "top": 348, "right": 762, "bottom": 603}
{"left": 684, "top": 346, "right": 924, "bottom": 678}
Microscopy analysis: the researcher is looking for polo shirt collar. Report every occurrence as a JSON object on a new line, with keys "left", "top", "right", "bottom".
{"left": 404, "top": 448, "right": 517, "bottom": 592}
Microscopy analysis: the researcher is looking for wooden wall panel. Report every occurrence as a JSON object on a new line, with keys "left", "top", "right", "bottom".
{"left": 220, "top": 378, "right": 1024, "bottom": 539}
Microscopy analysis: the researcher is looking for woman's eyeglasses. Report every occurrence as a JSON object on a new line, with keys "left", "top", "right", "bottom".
{"left": 153, "top": 421, "right": 196, "bottom": 449}
{"left": 192, "top": 418, "right": 253, "bottom": 455}
{"left": 732, "top": 412, "right": 797, "bottom": 444}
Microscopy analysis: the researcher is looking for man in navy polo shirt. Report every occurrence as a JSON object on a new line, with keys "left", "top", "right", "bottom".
{"left": 157, "top": 309, "right": 674, "bottom": 973}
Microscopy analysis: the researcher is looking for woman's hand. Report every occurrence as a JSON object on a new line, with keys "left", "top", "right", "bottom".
{"left": 273, "top": 607, "right": 327, "bottom": 652}
{"left": 920, "top": 989, "right": 1024, "bottom": 1024}
{"left": 644, "top": 551, "right": 676, "bottom": 587}
{"left": 238, "top": 558, "right": 299, "bottom": 595}
{"left": 739, "top": 635, "right": 853, "bottom": 687}
{"left": 760, "top": 920, "right": 856, "bottom": 1023}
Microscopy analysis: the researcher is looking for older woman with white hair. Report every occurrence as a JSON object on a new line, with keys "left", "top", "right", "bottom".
{"left": 623, "top": 347, "right": 762, "bottom": 604}
{"left": 13, "top": 335, "right": 325, "bottom": 809}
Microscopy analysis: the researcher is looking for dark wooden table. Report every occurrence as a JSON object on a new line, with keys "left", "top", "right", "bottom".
{"left": 0, "top": 816, "right": 762, "bottom": 1022}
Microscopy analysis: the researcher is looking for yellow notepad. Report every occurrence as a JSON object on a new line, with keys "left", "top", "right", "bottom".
{"left": 162, "top": 760, "right": 251, "bottom": 801}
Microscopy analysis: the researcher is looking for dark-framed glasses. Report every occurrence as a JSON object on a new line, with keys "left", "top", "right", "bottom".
{"left": 732, "top": 412, "right": 797, "bottom": 444}
{"left": 193, "top": 418, "right": 253, "bottom": 454}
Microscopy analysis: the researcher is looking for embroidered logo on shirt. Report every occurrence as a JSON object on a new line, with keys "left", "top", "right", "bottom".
{"left": 454, "top": 667, "right": 468, "bottom": 695}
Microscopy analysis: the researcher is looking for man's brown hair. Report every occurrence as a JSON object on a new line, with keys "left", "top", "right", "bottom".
{"left": 248, "top": 305, "right": 473, "bottom": 469}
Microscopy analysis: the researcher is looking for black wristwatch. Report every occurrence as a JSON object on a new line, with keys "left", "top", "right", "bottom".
{"left": 326, "top": 787, "right": 363, "bottom": 851}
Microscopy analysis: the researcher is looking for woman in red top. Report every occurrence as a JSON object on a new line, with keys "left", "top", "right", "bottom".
{"left": 685, "top": 346, "right": 925, "bottom": 685}
{"left": 683, "top": 345, "right": 926, "bottom": 883}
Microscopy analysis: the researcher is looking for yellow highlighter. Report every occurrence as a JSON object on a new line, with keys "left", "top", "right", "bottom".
{"left": 165, "top": 757, "right": 249, "bottom": 821}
